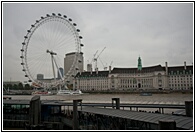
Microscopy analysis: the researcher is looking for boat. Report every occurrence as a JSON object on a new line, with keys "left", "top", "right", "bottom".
{"left": 57, "top": 90, "right": 73, "bottom": 95}
{"left": 57, "top": 89, "right": 83, "bottom": 95}
{"left": 140, "top": 92, "right": 152, "bottom": 96}
{"left": 32, "top": 90, "right": 52, "bottom": 95}
{"left": 72, "top": 90, "right": 83, "bottom": 95}
{"left": 56, "top": 84, "right": 83, "bottom": 95}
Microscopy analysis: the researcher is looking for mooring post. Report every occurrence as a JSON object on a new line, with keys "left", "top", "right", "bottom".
{"left": 112, "top": 98, "right": 120, "bottom": 109}
{"left": 73, "top": 99, "right": 82, "bottom": 130}
{"left": 162, "top": 108, "right": 164, "bottom": 114}
{"left": 29, "top": 95, "right": 41, "bottom": 129}
{"left": 159, "top": 108, "right": 161, "bottom": 113}
{"left": 158, "top": 119, "right": 176, "bottom": 130}
{"left": 185, "top": 101, "right": 193, "bottom": 117}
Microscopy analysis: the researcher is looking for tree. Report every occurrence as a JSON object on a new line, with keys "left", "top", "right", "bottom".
{"left": 3, "top": 84, "right": 8, "bottom": 90}
{"left": 18, "top": 83, "right": 24, "bottom": 90}
{"left": 13, "top": 84, "right": 18, "bottom": 90}
{"left": 24, "top": 84, "right": 31, "bottom": 90}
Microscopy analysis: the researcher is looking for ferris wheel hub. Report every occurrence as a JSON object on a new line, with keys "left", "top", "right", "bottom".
{"left": 46, "top": 49, "right": 57, "bottom": 55}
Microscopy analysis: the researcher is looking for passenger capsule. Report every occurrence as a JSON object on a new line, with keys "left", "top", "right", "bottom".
{"left": 22, "top": 69, "right": 26, "bottom": 71}
{"left": 31, "top": 25, "right": 35, "bottom": 27}
{"left": 24, "top": 36, "right": 28, "bottom": 39}
{"left": 80, "top": 44, "right": 84, "bottom": 47}
{"left": 36, "top": 20, "right": 39, "bottom": 23}
{"left": 21, "top": 49, "right": 24, "bottom": 52}
{"left": 22, "top": 42, "right": 25, "bottom": 45}
{"left": 20, "top": 56, "right": 24, "bottom": 58}
{"left": 46, "top": 14, "right": 50, "bottom": 17}
{"left": 27, "top": 30, "right": 31, "bottom": 33}
{"left": 79, "top": 36, "right": 83, "bottom": 39}
{"left": 63, "top": 15, "right": 67, "bottom": 18}
{"left": 68, "top": 18, "right": 72, "bottom": 21}
{"left": 76, "top": 29, "right": 80, "bottom": 32}
{"left": 52, "top": 13, "right": 56, "bottom": 16}
{"left": 25, "top": 75, "right": 28, "bottom": 77}
{"left": 58, "top": 13, "right": 61, "bottom": 16}
{"left": 73, "top": 23, "right": 77, "bottom": 26}
{"left": 21, "top": 63, "right": 24, "bottom": 65}
{"left": 41, "top": 16, "right": 44, "bottom": 19}
{"left": 28, "top": 80, "right": 32, "bottom": 82}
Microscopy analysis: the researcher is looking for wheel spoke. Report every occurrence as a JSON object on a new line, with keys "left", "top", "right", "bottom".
{"left": 21, "top": 13, "right": 82, "bottom": 89}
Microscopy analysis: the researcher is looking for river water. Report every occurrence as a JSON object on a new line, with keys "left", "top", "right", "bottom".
{"left": 8, "top": 93, "right": 192, "bottom": 104}
{"left": 6, "top": 93, "right": 193, "bottom": 114}
{"left": 3, "top": 93, "right": 193, "bottom": 130}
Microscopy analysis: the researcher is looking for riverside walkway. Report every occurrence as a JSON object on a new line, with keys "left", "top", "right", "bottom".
{"left": 3, "top": 97, "right": 193, "bottom": 130}
{"left": 77, "top": 106, "right": 193, "bottom": 130}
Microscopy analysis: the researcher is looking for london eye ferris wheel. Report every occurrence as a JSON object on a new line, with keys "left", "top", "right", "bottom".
{"left": 20, "top": 13, "right": 84, "bottom": 89}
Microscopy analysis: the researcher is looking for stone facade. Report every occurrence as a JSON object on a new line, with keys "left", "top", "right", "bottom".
{"left": 74, "top": 58, "right": 193, "bottom": 91}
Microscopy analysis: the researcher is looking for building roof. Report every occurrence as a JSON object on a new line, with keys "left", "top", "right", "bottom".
{"left": 76, "top": 65, "right": 193, "bottom": 77}
{"left": 167, "top": 65, "right": 193, "bottom": 74}
{"left": 76, "top": 71, "right": 109, "bottom": 78}
{"left": 79, "top": 107, "right": 193, "bottom": 130}
{"left": 111, "top": 65, "right": 164, "bottom": 74}
{"left": 65, "top": 52, "right": 83, "bottom": 56}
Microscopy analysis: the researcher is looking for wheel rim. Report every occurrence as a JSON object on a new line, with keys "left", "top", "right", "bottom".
{"left": 20, "top": 13, "right": 83, "bottom": 88}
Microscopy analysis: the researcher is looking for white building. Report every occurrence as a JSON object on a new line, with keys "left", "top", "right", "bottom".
{"left": 110, "top": 65, "right": 168, "bottom": 90}
{"left": 168, "top": 62, "right": 193, "bottom": 90}
{"left": 75, "top": 70, "right": 109, "bottom": 91}
{"left": 74, "top": 57, "right": 193, "bottom": 91}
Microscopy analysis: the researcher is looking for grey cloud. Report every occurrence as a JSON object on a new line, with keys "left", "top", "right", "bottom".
{"left": 3, "top": 2, "right": 193, "bottom": 82}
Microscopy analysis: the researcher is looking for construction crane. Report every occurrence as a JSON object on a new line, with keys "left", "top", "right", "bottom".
{"left": 99, "top": 57, "right": 107, "bottom": 70}
{"left": 94, "top": 47, "right": 106, "bottom": 71}
{"left": 90, "top": 50, "right": 99, "bottom": 64}
{"left": 110, "top": 61, "right": 113, "bottom": 66}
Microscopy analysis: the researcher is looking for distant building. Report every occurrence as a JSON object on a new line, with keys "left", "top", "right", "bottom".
{"left": 3, "top": 81, "right": 22, "bottom": 86}
{"left": 64, "top": 52, "right": 84, "bottom": 85}
{"left": 64, "top": 52, "right": 84, "bottom": 76}
{"left": 87, "top": 64, "right": 93, "bottom": 72}
{"left": 57, "top": 67, "right": 64, "bottom": 79}
{"left": 37, "top": 74, "right": 44, "bottom": 80}
{"left": 74, "top": 57, "right": 193, "bottom": 91}
{"left": 168, "top": 62, "right": 193, "bottom": 90}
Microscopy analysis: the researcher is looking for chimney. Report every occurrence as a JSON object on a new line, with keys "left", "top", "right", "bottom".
{"left": 165, "top": 62, "right": 168, "bottom": 75}
{"left": 184, "top": 61, "right": 187, "bottom": 70}
{"left": 87, "top": 64, "right": 92, "bottom": 72}
{"left": 96, "top": 68, "right": 98, "bottom": 74}
{"left": 109, "top": 66, "right": 112, "bottom": 74}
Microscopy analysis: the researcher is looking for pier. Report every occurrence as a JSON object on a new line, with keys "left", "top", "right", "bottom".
{"left": 3, "top": 96, "right": 193, "bottom": 130}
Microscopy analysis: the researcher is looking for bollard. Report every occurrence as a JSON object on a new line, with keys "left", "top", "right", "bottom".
{"left": 29, "top": 95, "right": 41, "bottom": 126}
{"left": 73, "top": 99, "right": 82, "bottom": 130}
{"left": 112, "top": 98, "right": 120, "bottom": 109}
{"left": 185, "top": 101, "right": 193, "bottom": 117}
{"left": 158, "top": 119, "right": 176, "bottom": 130}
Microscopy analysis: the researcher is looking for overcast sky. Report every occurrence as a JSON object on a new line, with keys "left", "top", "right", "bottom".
{"left": 3, "top": 2, "right": 193, "bottom": 83}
